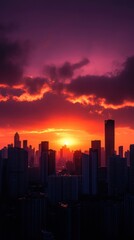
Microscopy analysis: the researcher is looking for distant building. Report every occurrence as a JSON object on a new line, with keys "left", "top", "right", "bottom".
{"left": 48, "top": 149, "right": 56, "bottom": 175}
{"left": 28, "top": 145, "right": 35, "bottom": 167}
{"left": 73, "top": 150, "right": 82, "bottom": 175}
{"left": 23, "top": 140, "right": 28, "bottom": 150}
{"left": 105, "top": 119, "right": 115, "bottom": 167}
{"left": 14, "top": 132, "right": 21, "bottom": 148}
{"left": 89, "top": 148, "right": 98, "bottom": 195}
{"left": 39, "top": 141, "right": 49, "bottom": 188}
{"left": 125, "top": 150, "right": 130, "bottom": 166}
{"left": 91, "top": 140, "right": 101, "bottom": 167}
{"left": 81, "top": 153, "right": 90, "bottom": 195}
{"left": 107, "top": 154, "right": 127, "bottom": 196}
{"left": 7, "top": 147, "right": 28, "bottom": 198}
{"left": 81, "top": 149, "right": 98, "bottom": 196}
{"left": 118, "top": 146, "right": 123, "bottom": 158}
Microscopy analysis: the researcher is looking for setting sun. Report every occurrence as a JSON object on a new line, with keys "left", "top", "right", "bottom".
{"left": 58, "top": 137, "right": 78, "bottom": 147}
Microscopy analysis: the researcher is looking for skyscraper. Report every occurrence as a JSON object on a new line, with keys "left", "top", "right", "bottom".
{"left": 7, "top": 147, "right": 28, "bottom": 198}
{"left": 23, "top": 140, "right": 28, "bottom": 150}
{"left": 39, "top": 141, "right": 49, "bottom": 188}
{"left": 105, "top": 119, "right": 115, "bottom": 167}
{"left": 91, "top": 140, "right": 101, "bottom": 167}
{"left": 14, "top": 132, "right": 21, "bottom": 148}
{"left": 118, "top": 145, "right": 123, "bottom": 158}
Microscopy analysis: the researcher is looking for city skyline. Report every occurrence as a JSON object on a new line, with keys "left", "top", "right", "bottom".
{"left": 0, "top": 1, "right": 134, "bottom": 152}
{"left": 0, "top": 118, "right": 133, "bottom": 158}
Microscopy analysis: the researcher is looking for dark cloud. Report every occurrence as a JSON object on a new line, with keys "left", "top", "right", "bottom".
{"left": 72, "top": 58, "right": 89, "bottom": 70}
{"left": 58, "top": 62, "right": 74, "bottom": 80}
{"left": 0, "top": 89, "right": 134, "bottom": 133}
{"left": 0, "top": 38, "right": 30, "bottom": 86}
{"left": 24, "top": 77, "right": 48, "bottom": 95}
{"left": 103, "top": 107, "right": 134, "bottom": 130}
{"left": 0, "top": 87, "right": 24, "bottom": 97}
{"left": 0, "top": 23, "right": 31, "bottom": 86}
{"left": 44, "top": 58, "right": 89, "bottom": 82}
{"left": 0, "top": 54, "right": 134, "bottom": 131}
{"left": 65, "top": 56, "right": 134, "bottom": 105}
{"left": 0, "top": 93, "right": 92, "bottom": 128}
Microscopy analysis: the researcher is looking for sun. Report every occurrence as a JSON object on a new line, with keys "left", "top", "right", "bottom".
{"left": 58, "top": 137, "right": 78, "bottom": 148}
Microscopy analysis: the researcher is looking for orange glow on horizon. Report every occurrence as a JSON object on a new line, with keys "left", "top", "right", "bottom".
{"left": 57, "top": 135, "right": 80, "bottom": 148}
{"left": 0, "top": 118, "right": 134, "bottom": 154}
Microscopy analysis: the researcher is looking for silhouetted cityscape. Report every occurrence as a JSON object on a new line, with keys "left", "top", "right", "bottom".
{"left": 1, "top": 119, "right": 134, "bottom": 239}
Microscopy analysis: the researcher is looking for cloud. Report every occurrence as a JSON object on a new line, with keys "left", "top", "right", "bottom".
{"left": 102, "top": 106, "right": 134, "bottom": 130}
{"left": 23, "top": 77, "right": 49, "bottom": 95}
{"left": 64, "top": 56, "right": 134, "bottom": 106}
{"left": 0, "top": 93, "right": 93, "bottom": 128}
{"left": 0, "top": 23, "right": 30, "bottom": 86}
{"left": 0, "top": 54, "right": 134, "bottom": 132}
{"left": 43, "top": 58, "right": 90, "bottom": 82}
{"left": 0, "top": 86, "right": 24, "bottom": 98}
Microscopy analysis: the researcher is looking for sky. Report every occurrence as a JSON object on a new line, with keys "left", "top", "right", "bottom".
{"left": 0, "top": 0, "right": 134, "bottom": 152}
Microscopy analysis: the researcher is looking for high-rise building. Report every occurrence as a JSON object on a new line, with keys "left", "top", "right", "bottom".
{"left": 89, "top": 148, "right": 98, "bottom": 195}
{"left": 14, "top": 132, "right": 21, "bottom": 148}
{"left": 81, "top": 153, "right": 90, "bottom": 195}
{"left": 59, "top": 145, "right": 73, "bottom": 167}
{"left": 119, "top": 146, "right": 123, "bottom": 158}
{"left": 91, "top": 140, "right": 101, "bottom": 167}
{"left": 105, "top": 119, "right": 115, "bottom": 167}
{"left": 73, "top": 150, "right": 82, "bottom": 175}
{"left": 48, "top": 149, "right": 56, "bottom": 175}
{"left": 107, "top": 154, "right": 127, "bottom": 196}
{"left": 39, "top": 141, "right": 49, "bottom": 188}
{"left": 7, "top": 147, "right": 28, "bottom": 198}
{"left": 23, "top": 140, "right": 28, "bottom": 150}
{"left": 81, "top": 149, "right": 98, "bottom": 196}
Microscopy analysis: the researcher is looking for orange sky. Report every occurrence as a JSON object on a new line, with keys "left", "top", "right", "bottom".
{"left": 0, "top": 118, "right": 134, "bottom": 155}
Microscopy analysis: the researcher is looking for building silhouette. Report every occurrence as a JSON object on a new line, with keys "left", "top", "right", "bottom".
{"left": 23, "top": 140, "right": 28, "bottom": 150}
{"left": 105, "top": 119, "right": 115, "bottom": 167}
{"left": 48, "top": 149, "right": 56, "bottom": 176}
{"left": 107, "top": 154, "right": 127, "bottom": 196}
{"left": 39, "top": 141, "right": 49, "bottom": 189}
{"left": 73, "top": 150, "right": 82, "bottom": 175}
{"left": 118, "top": 145, "right": 123, "bottom": 158}
{"left": 2, "top": 121, "right": 134, "bottom": 239}
{"left": 14, "top": 132, "right": 21, "bottom": 148}
{"left": 91, "top": 140, "right": 101, "bottom": 167}
{"left": 7, "top": 147, "right": 28, "bottom": 198}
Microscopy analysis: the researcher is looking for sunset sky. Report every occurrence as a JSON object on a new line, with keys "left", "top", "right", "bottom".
{"left": 0, "top": 0, "right": 134, "bottom": 152}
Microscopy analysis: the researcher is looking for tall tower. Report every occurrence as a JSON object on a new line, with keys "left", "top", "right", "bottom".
{"left": 14, "top": 132, "right": 21, "bottom": 148}
{"left": 39, "top": 141, "right": 49, "bottom": 188}
{"left": 105, "top": 119, "right": 115, "bottom": 167}
{"left": 91, "top": 140, "right": 101, "bottom": 167}
{"left": 23, "top": 140, "right": 28, "bottom": 150}
{"left": 118, "top": 145, "right": 123, "bottom": 158}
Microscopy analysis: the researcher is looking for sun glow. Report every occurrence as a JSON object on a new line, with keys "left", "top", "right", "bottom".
{"left": 58, "top": 137, "right": 79, "bottom": 147}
